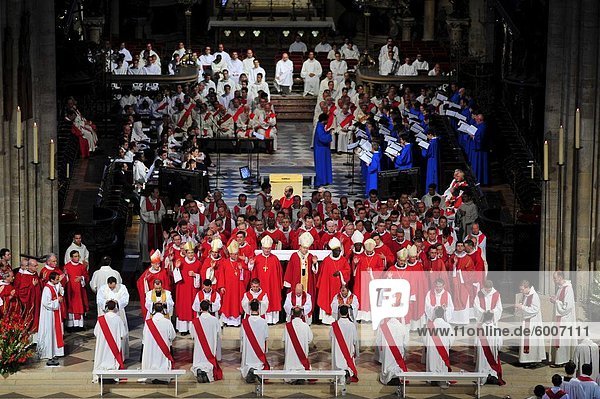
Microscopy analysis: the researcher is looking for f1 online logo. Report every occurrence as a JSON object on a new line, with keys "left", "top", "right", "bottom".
{"left": 368, "top": 279, "right": 411, "bottom": 330}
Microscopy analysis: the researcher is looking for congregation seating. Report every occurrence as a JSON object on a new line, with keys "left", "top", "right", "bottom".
{"left": 96, "top": 369, "right": 187, "bottom": 397}
{"left": 253, "top": 370, "right": 347, "bottom": 397}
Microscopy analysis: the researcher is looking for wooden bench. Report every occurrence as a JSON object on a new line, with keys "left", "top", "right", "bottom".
{"left": 395, "top": 372, "right": 488, "bottom": 398}
{"left": 96, "top": 369, "right": 187, "bottom": 397}
{"left": 253, "top": 370, "right": 347, "bottom": 397}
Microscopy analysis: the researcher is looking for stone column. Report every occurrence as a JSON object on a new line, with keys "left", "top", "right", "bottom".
{"left": 85, "top": 17, "right": 105, "bottom": 44}
{"left": 400, "top": 17, "right": 415, "bottom": 41}
{"left": 423, "top": 0, "right": 436, "bottom": 41}
{"left": 468, "top": 0, "right": 491, "bottom": 60}
{"left": 446, "top": 17, "right": 470, "bottom": 55}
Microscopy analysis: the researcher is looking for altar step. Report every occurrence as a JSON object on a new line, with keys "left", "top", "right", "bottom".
{"left": 271, "top": 93, "right": 317, "bottom": 122}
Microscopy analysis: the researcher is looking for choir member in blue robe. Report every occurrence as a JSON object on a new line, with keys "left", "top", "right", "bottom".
{"left": 422, "top": 131, "right": 439, "bottom": 188}
{"left": 313, "top": 113, "right": 333, "bottom": 187}
{"left": 449, "top": 83, "right": 461, "bottom": 104}
{"left": 458, "top": 99, "right": 472, "bottom": 150}
{"left": 394, "top": 135, "right": 413, "bottom": 170}
{"left": 472, "top": 113, "right": 489, "bottom": 185}
{"left": 365, "top": 142, "right": 381, "bottom": 197}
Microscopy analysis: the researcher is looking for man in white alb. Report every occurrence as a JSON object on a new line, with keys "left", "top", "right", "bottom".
{"left": 515, "top": 280, "right": 546, "bottom": 367}
{"left": 283, "top": 307, "right": 313, "bottom": 382}
{"left": 550, "top": 271, "right": 576, "bottom": 366}
{"left": 301, "top": 52, "right": 322, "bottom": 96}
{"left": 241, "top": 300, "right": 270, "bottom": 383}
{"left": 191, "top": 300, "right": 223, "bottom": 383}
{"left": 289, "top": 36, "right": 308, "bottom": 53}
{"left": 330, "top": 305, "right": 359, "bottom": 383}
{"left": 96, "top": 276, "right": 130, "bottom": 359}
{"left": 397, "top": 57, "right": 418, "bottom": 76}
{"left": 142, "top": 303, "right": 176, "bottom": 382}
{"left": 274, "top": 53, "right": 294, "bottom": 95}
{"left": 93, "top": 300, "right": 126, "bottom": 382}
{"left": 330, "top": 52, "right": 348, "bottom": 84}
{"left": 376, "top": 317, "right": 409, "bottom": 385}
{"left": 90, "top": 256, "right": 121, "bottom": 293}
{"left": 228, "top": 51, "right": 244, "bottom": 84}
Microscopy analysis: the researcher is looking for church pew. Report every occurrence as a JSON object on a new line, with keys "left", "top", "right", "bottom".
{"left": 395, "top": 372, "right": 488, "bottom": 399}
{"left": 253, "top": 369, "right": 347, "bottom": 397}
{"left": 96, "top": 369, "right": 187, "bottom": 397}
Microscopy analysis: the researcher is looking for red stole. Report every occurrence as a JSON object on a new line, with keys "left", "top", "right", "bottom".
{"left": 429, "top": 290, "right": 449, "bottom": 307}
{"left": 380, "top": 320, "right": 407, "bottom": 372}
{"left": 285, "top": 321, "right": 311, "bottom": 370}
{"left": 218, "top": 113, "right": 232, "bottom": 125}
{"left": 191, "top": 317, "right": 223, "bottom": 380}
{"left": 577, "top": 375, "right": 594, "bottom": 382}
{"left": 331, "top": 321, "right": 359, "bottom": 381}
{"left": 156, "top": 100, "right": 169, "bottom": 111}
{"left": 522, "top": 293, "right": 533, "bottom": 353}
{"left": 233, "top": 106, "right": 246, "bottom": 122}
{"left": 46, "top": 283, "right": 64, "bottom": 348}
{"left": 145, "top": 197, "right": 161, "bottom": 212}
{"left": 98, "top": 315, "right": 124, "bottom": 369}
{"left": 325, "top": 106, "right": 337, "bottom": 130}
{"left": 339, "top": 113, "right": 354, "bottom": 128}
{"left": 145, "top": 318, "right": 174, "bottom": 362}
{"left": 553, "top": 285, "right": 567, "bottom": 348}
{"left": 292, "top": 292, "right": 312, "bottom": 317}
{"left": 477, "top": 324, "right": 505, "bottom": 385}
{"left": 545, "top": 389, "right": 567, "bottom": 399}
{"left": 177, "top": 103, "right": 196, "bottom": 128}
{"left": 427, "top": 320, "right": 451, "bottom": 371}
{"left": 241, "top": 318, "right": 270, "bottom": 370}
{"left": 477, "top": 291, "right": 500, "bottom": 311}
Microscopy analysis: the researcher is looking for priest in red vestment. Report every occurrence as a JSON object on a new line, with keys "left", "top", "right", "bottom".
{"left": 217, "top": 241, "right": 249, "bottom": 326}
{"left": 353, "top": 239, "right": 385, "bottom": 322}
{"left": 284, "top": 232, "right": 319, "bottom": 304}
{"left": 13, "top": 259, "right": 42, "bottom": 333}
{"left": 316, "top": 237, "right": 351, "bottom": 324}
{"left": 251, "top": 236, "right": 283, "bottom": 324}
{"left": 39, "top": 254, "right": 67, "bottom": 321}
{"left": 406, "top": 245, "right": 428, "bottom": 329}
{"left": 200, "top": 239, "right": 224, "bottom": 285}
{"left": 174, "top": 242, "right": 202, "bottom": 334}
{"left": 64, "top": 250, "right": 89, "bottom": 329}
{"left": 136, "top": 250, "right": 172, "bottom": 318}
{"left": 449, "top": 241, "right": 474, "bottom": 325}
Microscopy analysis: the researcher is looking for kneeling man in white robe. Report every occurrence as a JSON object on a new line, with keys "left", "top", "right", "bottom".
{"left": 93, "top": 300, "right": 126, "bottom": 382}
{"left": 475, "top": 311, "right": 505, "bottom": 385}
{"left": 141, "top": 302, "right": 176, "bottom": 383}
{"left": 375, "top": 317, "right": 409, "bottom": 385}
{"left": 97, "top": 277, "right": 130, "bottom": 359}
{"left": 425, "top": 306, "right": 455, "bottom": 386}
{"left": 330, "top": 305, "right": 359, "bottom": 383}
{"left": 191, "top": 300, "right": 223, "bottom": 383}
{"left": 241, "top": 300, "right": 270, "bottom": 383}
{"left": 283, "top": 307, "right": 313, "bottom": 383}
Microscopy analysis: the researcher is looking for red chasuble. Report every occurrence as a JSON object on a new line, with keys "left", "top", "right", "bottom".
{"left": 252, "top": 254, "right": 283, "bottom": 313}
{"left": 64, "top": 261, "right": 89, "bottom": 320}
{"left": 316, "top": 255, "right": 351, "bottom": 315}
{"left": 175, "top": 257, "right": 201, "bottom": 322}
{"left": 353, "top": 253, "right": 385, "bottom": 313}
{"left": 13, "top": 271, "right": 42, "bottom": 332}
{"left": 284, "top": 252, "right": 317, "bottom": 303}
{"left": 217, "top": 258, "right": 248, "bottom": 319}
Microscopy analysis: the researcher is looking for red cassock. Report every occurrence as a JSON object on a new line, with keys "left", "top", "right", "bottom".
{"left": 337, "top": 233, "right": 354, "bottom": 259}
{"left": 319, "top": 232, "right": 338, "bottom": 250}
{"left": 405, "top": 261, "right": 428, "bottom": 323}
{"left": 136, "top": 267, "right": 172, "bottom": 318}
{"left": 353, "top": 253, "right": 385, "bottom": 314}
{"left": 468, "top": 249, "right": 486, "bottom": 297}
{"left": 175, "top": 257, "right": 201, "bottom": 322}
{"left": 64, "top": 261, "right": 89, "bottom": 321}
{"left": 316, "top": 256, "right": 351, "bottom": 315}
{"left": 217, "top": 258, "right": 249, "bottom": 319}
{"left": 13, "top": 271, "right": 42, "bottom": 332}
{"left": 451, "top": 254, "right": 475, "bottom": 313}
{"left": 374, "top": 244, "right": 395, "bottom": 267}
{"left": 0, "top": 284, "right": 18, "bottom": 317}
{"left": 423, "top": 257, "right": 449, "bottom": 288}
{"left": 39, "top": 265, "right": 68, "bottom": 320}
{"left": 284, "top": 252, "right": 318, "bottom": 303}
{"left": 252, "top": 254, "right": 283, "bottom": 313}
{"left": 261, "top": 230, "right": 289, "bottom": 250}
{"left": 238, "top": 242, "right": 256, "bottom": 262}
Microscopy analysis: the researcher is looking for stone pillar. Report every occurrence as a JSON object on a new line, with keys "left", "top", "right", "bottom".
{"left": 446, "top": 17, "right": 469, "bottom": 46}
{"left": 468, "top": 0, "right": 491, "bottom": 60}
{"left": 423, "top": 0, "right": 436, "bottom": 41}
{"left": 0, "top": 0, "right": 58, "bottom": 256}
{"left": 400, "top": 17, "right": 415, "bottom": 41}
{"left": 85, "top": 17, "right": 105, "bottom": 44}
{"left": 541, "top": 0, "right": 600, "bottom": 299}
{"left": 110, "top": 0, "right": 120, "bottom": 37}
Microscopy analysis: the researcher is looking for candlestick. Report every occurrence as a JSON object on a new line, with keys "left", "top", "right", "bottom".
{"left": 67, "top": 163, "right": 70, "bottom": 179}
{"left": 49, "top": 139, "right": 55, "bottom": 180}
{"left": 543, "top": 140, "right": 549, "bottom": 181}
{"left": 33, "top": 122, "right": 39, "bottom": 164}
{"left": 558, "top": 125, "right": 564, "bottom": 165}
{"left": 16, "top": 106, "right": 22, "bottom": 148}
{"left": 575, "top": 108, "right": 581, "bottom": 149}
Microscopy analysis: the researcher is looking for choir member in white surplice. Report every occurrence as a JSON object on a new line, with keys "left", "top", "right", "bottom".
{"left": 283, "top": 283, "right": 313, "bottom": 324}
{"left": 330, "top": 305, "right": 359, "bottom": 383}
{"left": 241, "top": 300, "right": 270, "bottom": 383}
{"left": 515, "top": 280, "right": 546, "bottom": 366}
{"left": 561, "top": 361, "right": 585, "bottom": 399}
{"left": 96, "top": 277, "right": 130, "bottom": 359}
{"left": 141, "top": 303, "right": 176, "bottom": 381}
{"left": 424, "top": 278, "right": 455, "bottom": 323}
{"left": 191, "top": 300, "right": 223, "bottom": 383}
{"left": 574, "top": 363, "right": 597, "bottom": 398}
{"left": 283, "top": 308, "right": 313, "bottom": 382}
{"left": 473, "top": 280, "right": 503, "bottom": 324}
{"left": 274, "top": 53, "right": 294, "bottom": 95}
{"left": 300, "top": 52, "right": 322, "bottom": 96}
{"left": 424, "top": 307, "right": 455, "bottom": 384}
{"left": 93, "top": 300, "right": 126, "bottom": 382}
{"left": 573, "top": 338, "right": 599, "bottom": 381}
{"left": 475, "top": 311, "right": 505, "bottom": 385}
{"left": 90, "top": 256, "right": 121, "bottom": 293}
{"left": 375, "top": 317, "right": 409, "bottom": 385}
{"left": 38, "top": 272, "right": 65, "bottom": 366}
{"left": 550, "top": 271, "right": 577, "bottom": 366}
{"left": 544, "top": 375, "right": 571, "bottom": 399}
{"left": 192, "top": 279, "right": 222, "bottom": 316}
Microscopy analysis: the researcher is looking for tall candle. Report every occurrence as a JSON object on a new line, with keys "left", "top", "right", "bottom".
{"left": 49, "top": 139, "right": 55, "bottom": 180}
{"left": 575, "top": 108, "right": 581, "bottom": 149}
{"left": 67, "top": 163, "right": 70, "bottom": 179}
{"left": 33, "top": 122, "right": 39, "bottom": 164}
{"left": 543, "top": 140, "right": 549, "bottom": 181}
{"left": 16, "top": 106, "right": 22, "bottom": 148}
{"left": 558, "top": 125, "right": 564, "bottom": 165}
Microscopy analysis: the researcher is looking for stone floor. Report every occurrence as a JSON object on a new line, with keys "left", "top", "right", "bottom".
{"left": 18, "top": 121, "right": 557, "bottom": 398}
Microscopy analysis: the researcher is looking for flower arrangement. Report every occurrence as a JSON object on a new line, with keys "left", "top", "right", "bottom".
{"left": 0, "top": 303, "right": 36, "bottom": 375}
